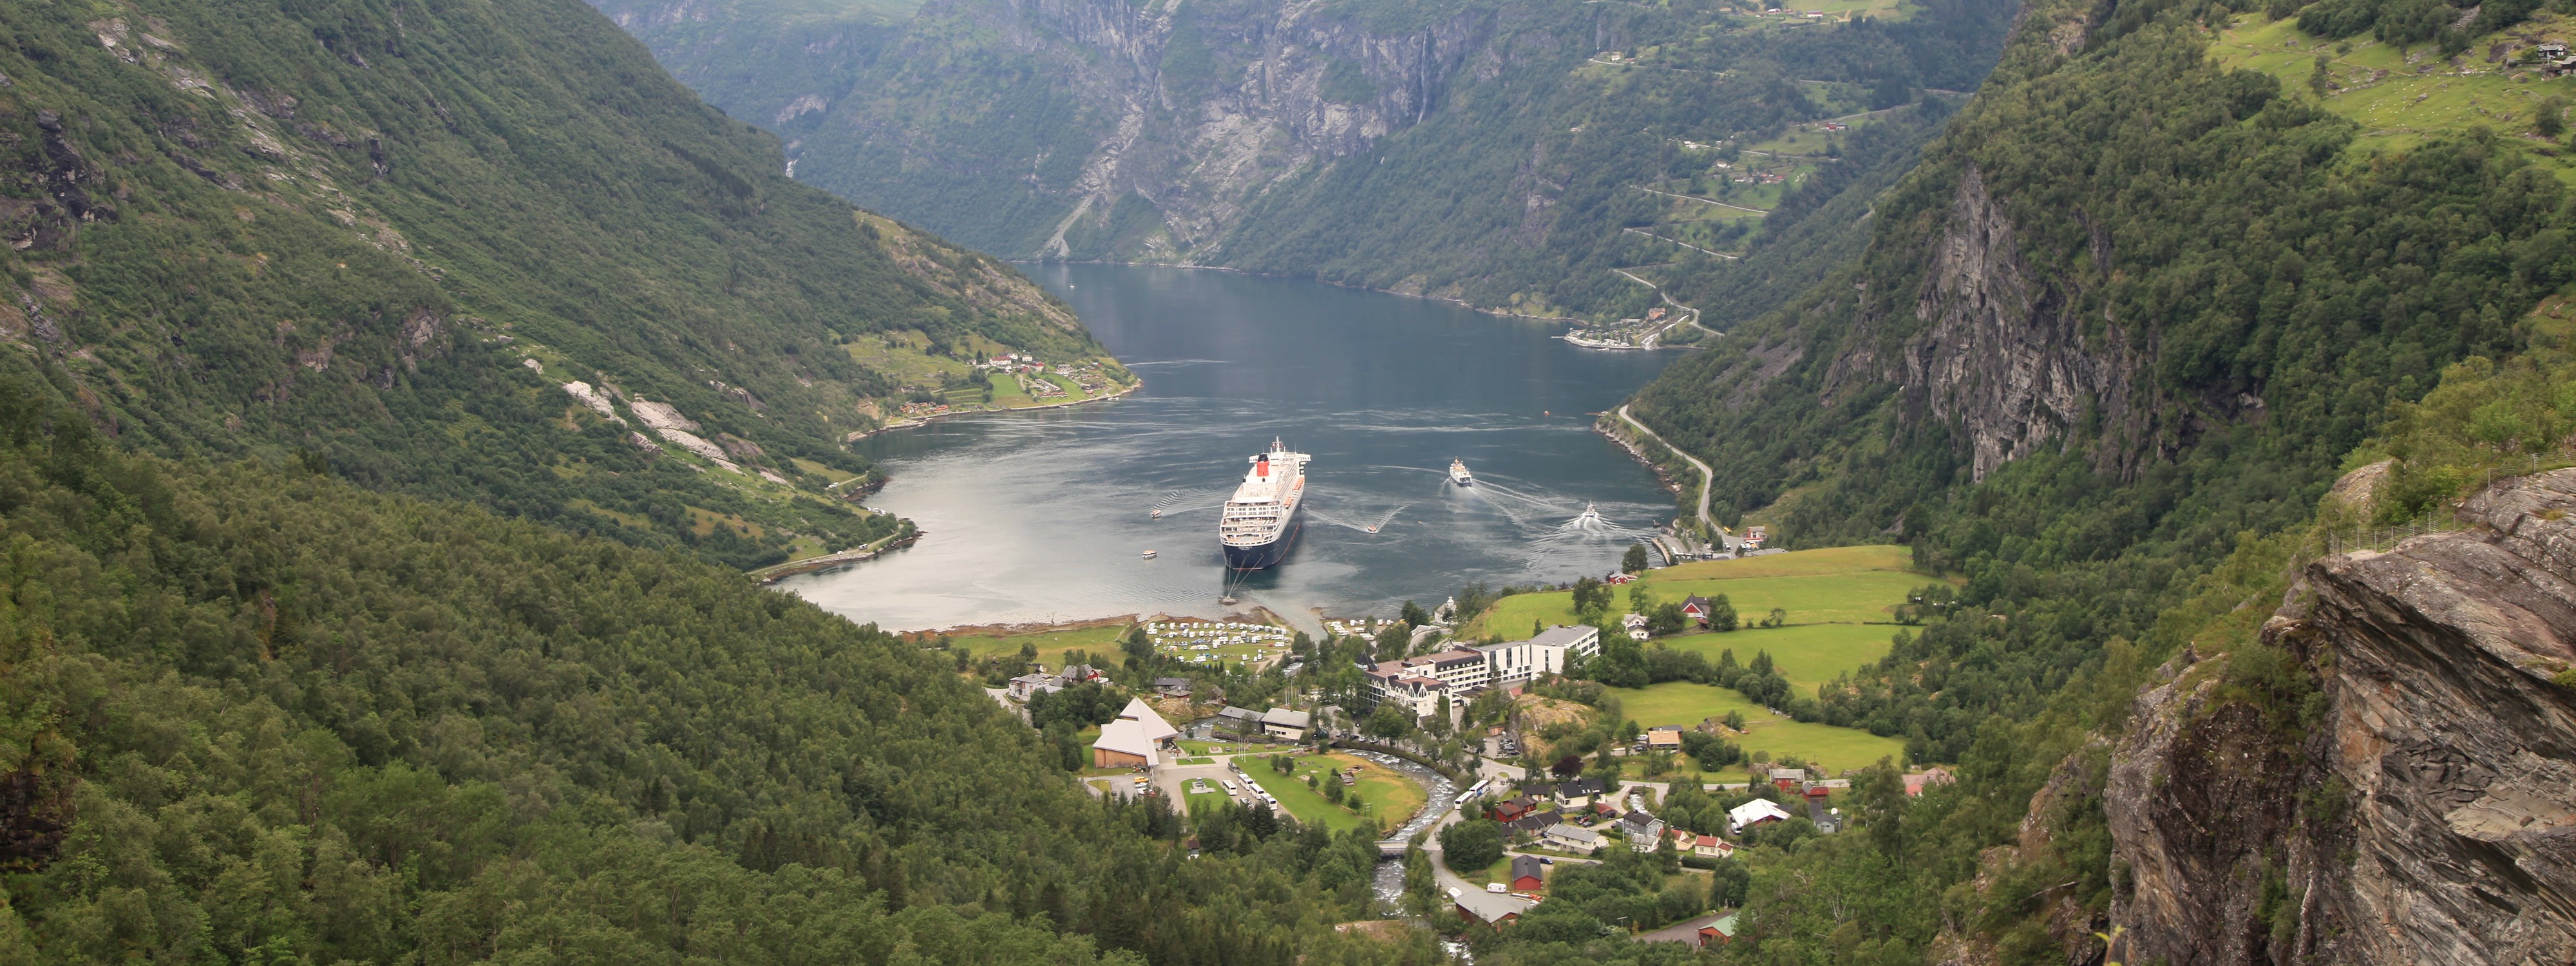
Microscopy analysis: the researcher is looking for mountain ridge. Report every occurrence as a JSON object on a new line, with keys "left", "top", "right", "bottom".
{"left": 0, "top": 0, "right": 1120, "bottom": 570}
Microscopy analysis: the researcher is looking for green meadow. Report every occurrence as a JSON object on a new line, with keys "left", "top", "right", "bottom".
{"left": 1662, "top": 623, "right": 1905, "bottom": 689}
{"left": 1459, "top": 545, "right": 1929, "bottom": 775}
{"left": 2208, "top": 12, "right": 2576, "bottom": 183}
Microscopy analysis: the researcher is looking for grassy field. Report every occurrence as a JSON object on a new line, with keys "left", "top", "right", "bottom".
{"left": 1456, "top": 855, "right": 1515, "bottom": 887}
{"left": 1642, "top": 571, "right": 1926, "bottom": 625}
{"left": 1241, "top": 752, "right": 1426, "bottom": 835}
{"left": 1615, "top": 682, "right": 1766, "bottom": 728}
{"left": 1609, "top": 683, "right": 1907, "bottom": 775}
{"left": 1461, "top": 545, "right": 1934, "bottom": 639}
{"left": 945, "top": 624, "right": 1130, "bottom": 669}
{"left": 1662, "top": 623, "right": 1905, "bottom": 688}
{"left": 2208, "top": 12, "right": 2576, "bottom": 182}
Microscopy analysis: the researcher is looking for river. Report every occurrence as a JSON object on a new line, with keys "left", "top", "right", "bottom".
{"left": 779, "top": 264, "right": 1681, "bottom": 631}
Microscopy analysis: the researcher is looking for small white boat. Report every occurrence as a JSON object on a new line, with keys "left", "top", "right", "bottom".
{"left": 1575, "top": 502, "right": 1603, "bottom": 526}
{"left": 1448, "top": 459, "right": 1475, "bottom": 487}
{"left": 1141, "top": 549, "right": 1158, "bottom": 559}
{"left": 1151, "top": 508, "right": 1163, "bottom": 518}
{"left": 1365, "top": 525, "right": 1379, "bottom": 533}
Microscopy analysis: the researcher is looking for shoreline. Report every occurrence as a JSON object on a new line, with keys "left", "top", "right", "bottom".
{"left": 843, "top": 376, "right": 1143, "bottom": 445}
{"left": 751, "top": 531, "right": 923, "bottom": 583}
{"left": 1596, "top": 415, "right": 1690, "bottom": 501}
{"left": 1019, "top": 258, "right": 1578, "bottom": 325}
{"left": 903, "top": 603, "right": 1295, "bottom": 639}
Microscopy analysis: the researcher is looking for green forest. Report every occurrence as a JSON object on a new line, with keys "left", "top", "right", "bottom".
{"left": 0, "top": 382, "right": 1444, "bottom": 963}
{"left": 0, "top": 0, "right": 1106, "bottom": 570}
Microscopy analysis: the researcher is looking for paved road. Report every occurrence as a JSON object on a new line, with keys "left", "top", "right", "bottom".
{"left": 1616, "top": 404, "right": 1728, "bottom": 544}
{"left": 1618, "top": 226, "right": 1740, "bottom": 260}
{"left": 1638, "top": 911, "right": 1728, "bottom": 945}
{"left": 1611, "top": 269, "right": 1721, "bottom": 344}
{"left": 1631, "top": 184, "right": 1767, "bottom": 215}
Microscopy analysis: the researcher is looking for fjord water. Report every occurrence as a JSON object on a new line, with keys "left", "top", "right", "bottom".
{"left": 780, "top": 263, "right": 1680, "bottom": 630}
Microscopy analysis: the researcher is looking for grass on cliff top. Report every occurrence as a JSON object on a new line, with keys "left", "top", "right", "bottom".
{"left": 2209, "top": 12, "right": 2576, "bottom": 183}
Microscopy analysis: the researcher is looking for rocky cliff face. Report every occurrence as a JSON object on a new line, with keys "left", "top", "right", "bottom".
{"left": 2107, "top": 468, "right": 2576, "bottom": 965}
{"left": 1895, "top": 162, "right": 2143, "bottom": 482}
{"left": 1820, "top": 160, "right": 2177, "bottom": 484}
{"left": 774, "top": 0, "right": 1508, "bottom": 259}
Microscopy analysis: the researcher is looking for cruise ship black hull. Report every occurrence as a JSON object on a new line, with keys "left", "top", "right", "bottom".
{"left": 1222, "top": 506, "right": 1302, "bottom": 571}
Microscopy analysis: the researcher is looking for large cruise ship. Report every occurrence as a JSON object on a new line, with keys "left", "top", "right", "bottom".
{"left": 1220, "top": 438, "right": 1310, "bottom": 571}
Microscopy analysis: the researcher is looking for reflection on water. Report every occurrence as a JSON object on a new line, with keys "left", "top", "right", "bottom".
{"left": 779, "top": 264, "right": 1680, "bottom": 630}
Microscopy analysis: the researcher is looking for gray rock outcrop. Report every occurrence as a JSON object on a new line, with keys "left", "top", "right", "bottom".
{"left": 2107, "top": 468, "right": 2576, "bottom": 965}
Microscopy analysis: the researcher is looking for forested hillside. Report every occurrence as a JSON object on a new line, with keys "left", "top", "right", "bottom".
{"left": 0, "top": 384, "right": 1431, "bottom": 963}
{"left": 1558, "top": 0, "right": 2576, "bottom": 959}
{"left": 0, "top": 0, "right": 1113, "bottom": 571}
{"left": 601, "top": 0, "right": 2016, "bottom": 323}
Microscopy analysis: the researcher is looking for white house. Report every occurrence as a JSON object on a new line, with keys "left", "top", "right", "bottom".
{"left": 1620, "top": 811, "right": 1667, "bottom": 851}
{"left": 1542, "top": 822, "right": 1600, "bottom": 854}
{"left": 1008, "top": 673, "right": 1065, "bottom": 700}
{"left": 1728, "top": 798, "right": 1795, "bottom": 835}
{"left": 1671, "top": 829, "right": 1736, "bottom": 859}
{"left": 1260, "top": 707, "right": 1311, "bottom": 741}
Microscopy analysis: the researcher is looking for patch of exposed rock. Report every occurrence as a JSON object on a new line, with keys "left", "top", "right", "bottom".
{"left": 2107, "top": 467, "right": 2576, "bottom": 965}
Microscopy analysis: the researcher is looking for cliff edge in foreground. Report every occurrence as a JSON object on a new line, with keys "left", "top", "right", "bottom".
{"left": 2110, "top": 469, "right": 2576, "bottom": 965}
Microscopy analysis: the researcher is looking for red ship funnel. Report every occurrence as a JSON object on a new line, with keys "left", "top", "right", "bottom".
{"left": 1256, "top": 456, "right": 1269, "bottom": 478}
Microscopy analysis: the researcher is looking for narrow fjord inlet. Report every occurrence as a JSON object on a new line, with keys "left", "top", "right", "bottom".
{"left": 782, "top": 264, "right": 1680, "bottom": 630}
{"left": 8, "top": 0, "right": 2575, "bottom": 958}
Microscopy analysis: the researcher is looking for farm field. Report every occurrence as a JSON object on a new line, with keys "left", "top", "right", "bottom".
{"left": 1642, "top": 571, "right": 1925, "bottom": 625}
{"left": 1461, "top": 544, "right": 1935, "bottom": 639}
{"left": 944, "top": 623, "right": 1129, "bottom": 670}
{"left": 1607, "top": 682, "right": 1908, "bottom": 775}
{"left": 1615, "top": 682, "right": 1765, "bottom": 728}
{"left": 1662, "top": 623, "right": 1905, "bottom": 689}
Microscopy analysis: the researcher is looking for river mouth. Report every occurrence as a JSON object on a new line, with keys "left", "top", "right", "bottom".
{"left": 779, "top": 263, "right": 1681, "bottom": 631}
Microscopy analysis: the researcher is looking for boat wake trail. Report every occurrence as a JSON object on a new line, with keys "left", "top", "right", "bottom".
{"left": 1470, "top": 489, "right": 1534, "bottom": 530}
{"left": 1151, "top": 487, "right": 1231, "bottom": 516}
{"left": 1307, "top": 501, "right": 1411, "bottom": 533}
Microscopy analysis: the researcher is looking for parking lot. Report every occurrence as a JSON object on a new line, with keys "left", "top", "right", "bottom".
{"left": 1159, "top": 758, "right": 1276, "bottom": 816}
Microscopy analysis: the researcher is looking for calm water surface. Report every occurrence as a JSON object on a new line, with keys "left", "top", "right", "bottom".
{"left": 780, "top": 264, "right": 1680, "bottom": 630}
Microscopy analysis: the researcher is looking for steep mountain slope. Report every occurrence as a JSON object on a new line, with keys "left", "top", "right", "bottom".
{"left": 0, "top": 0, "right": 1117, "bottom": 569}
{"left": 0, "top": 386, "right": 1421, "bottom": 963}
{"left": 1502, "top": 0, "right": 2576, "bottom": 961}
{"left": 599, "top": 0, "right": 2014, "bottom": 321}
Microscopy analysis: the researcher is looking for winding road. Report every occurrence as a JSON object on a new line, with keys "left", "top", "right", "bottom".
{"left": 1616, "top": 404, "right": 1722, "bottom": 541}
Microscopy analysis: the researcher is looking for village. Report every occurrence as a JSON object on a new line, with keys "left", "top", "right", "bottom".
{"left": 969, "top": 542, "right": 1962, "bottom": 949}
